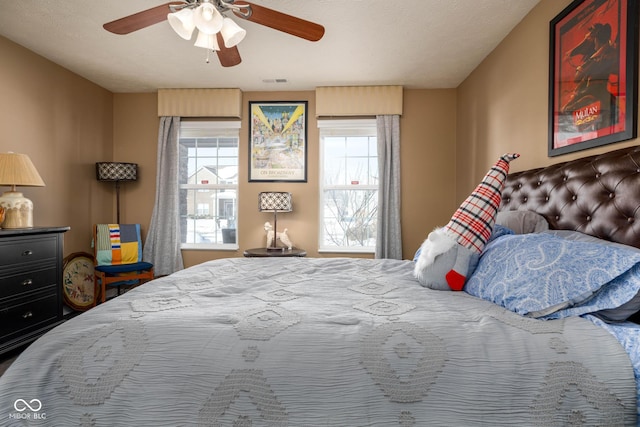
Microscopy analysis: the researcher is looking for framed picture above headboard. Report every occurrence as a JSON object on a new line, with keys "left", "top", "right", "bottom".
{"left": 548, "top": 0, "right": 639, "bottom": 157}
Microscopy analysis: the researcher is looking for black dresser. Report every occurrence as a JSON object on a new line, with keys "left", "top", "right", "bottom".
{"left": 0, "top": 226, "right": 69, "bottom": 355}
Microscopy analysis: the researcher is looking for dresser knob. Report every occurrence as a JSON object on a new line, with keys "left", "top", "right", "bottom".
{"left": 21, "top": 279, "right": 33, "bottom": 286}
{"left": 22, "top": 250, "right": 33, "bottom": 256}
{"left": 22, "top": 311, "right": 33, "bottom": 319}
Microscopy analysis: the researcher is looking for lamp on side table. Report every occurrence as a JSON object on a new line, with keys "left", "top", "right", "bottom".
{"left": 0, "top": 152, "right": 46, "bottom": 229}
{"left": 258, "top": 191, "right": 292, "bottom": 251}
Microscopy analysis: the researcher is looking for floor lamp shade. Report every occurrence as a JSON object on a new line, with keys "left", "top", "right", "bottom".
{"left": 96, "top": 162, "right": 138, "bottom": 223}
{"left": 96, "top": 162, "right": 138, "bottom": 182}
{"left": 258, "top": 192, "right": 292, "bottom": 250}
{"left": 0, "top": 152, "right": 45, "bottom": 229}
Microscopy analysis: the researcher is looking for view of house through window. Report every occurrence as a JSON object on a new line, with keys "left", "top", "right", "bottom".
{"left": 319, "top": 119, "right": 378, "bottom": 252}
{"left": 179, "top": 121, "right": 240, "bottom": 248}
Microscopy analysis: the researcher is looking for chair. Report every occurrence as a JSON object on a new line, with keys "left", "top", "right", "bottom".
{"left": 93, "top": 224, "right": 154, "bottom": 303}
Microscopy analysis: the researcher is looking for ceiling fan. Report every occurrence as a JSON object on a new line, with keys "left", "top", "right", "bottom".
{"left": 103, "top": 0, "right": 325, "bottom": 67}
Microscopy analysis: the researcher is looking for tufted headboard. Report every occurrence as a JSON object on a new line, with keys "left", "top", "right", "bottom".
{"left": 500, "top": 145, "right": 640, "bottom": 249}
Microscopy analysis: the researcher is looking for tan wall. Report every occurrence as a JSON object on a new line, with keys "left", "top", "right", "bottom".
{"left": 114, "top": 90, "right": 457, "bottom": 267}
{"left": 0, "top": 30, "right": 456, "bottom": 266}
{"left": 0, "top": 36, "right": 113, "bottom": 254}
{"left": 112, "top": 93, "right": 159, "bottom": 233}
{"left": 401, "top": 90, "right": 457, "bottom": 255}
{"left": 13, "top": 0, "right": 593, "bottom": 269}
{"left": 236, "top": 92, "right": 321, "bottom": 261}
{"left": 13, "top": 0, "right": 631, "bottom": 270}
{"left": 180, "top": 91, "right": 322, "bottom": 266}
{"left": 456, "top": 0, "right": 640, "bottom": 200}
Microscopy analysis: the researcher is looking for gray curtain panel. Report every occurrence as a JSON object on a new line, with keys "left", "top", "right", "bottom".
{"left": 375, "top": 115, "right": 402, "bottom": 259}
{"left": 143, "top": 116, "right": 185, "bottom": 275}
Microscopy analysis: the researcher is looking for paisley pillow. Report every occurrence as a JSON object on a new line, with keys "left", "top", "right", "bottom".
{"left": 465, "top": 233, "right": 640, "bottom": 319}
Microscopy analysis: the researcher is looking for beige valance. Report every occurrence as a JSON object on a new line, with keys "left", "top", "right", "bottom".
{"left": 315, "top": 85, "right": 403, "bottom": 117}
{"left": 157, "top": 88, "right": 242, "bottom": 117}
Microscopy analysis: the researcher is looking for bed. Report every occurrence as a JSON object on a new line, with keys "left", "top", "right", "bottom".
{"left": 1, "top": 145, "right": 640, "bottom": 426}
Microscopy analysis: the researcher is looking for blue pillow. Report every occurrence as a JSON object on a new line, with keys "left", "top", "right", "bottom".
{"left": 465, "top": 233, "right": 640, "bottom": 318}
{"left": 487, "top": 224, "right": 514, "bottom": 243}
{"left": 546, "top": 264, "right": 640, "bottom": 320}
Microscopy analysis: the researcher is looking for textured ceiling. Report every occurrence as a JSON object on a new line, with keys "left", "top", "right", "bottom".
{"left": 0, "top": 0, "right": 541, "bottom": 93}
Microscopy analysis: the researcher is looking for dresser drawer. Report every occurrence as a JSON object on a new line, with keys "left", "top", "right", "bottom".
{"left": 0, "top": 226, "right": 68, "bottom": 355}
{"left": 0, "top": 234, "right": 57, "bottom": 268}
{"left": 0, "top": 267, "right": 58, "bottom": 300}
{"left": 0, "top": 291, "right": 60, "bottom": 341}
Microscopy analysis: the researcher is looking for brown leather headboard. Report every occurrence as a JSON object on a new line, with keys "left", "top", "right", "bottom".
{"left": 500, "top": 145, "right": 640, "bottom": 249}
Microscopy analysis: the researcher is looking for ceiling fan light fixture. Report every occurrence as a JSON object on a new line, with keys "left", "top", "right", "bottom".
{"left": 193, "top": 2, "right": 224, "bottom": 35}
{"left": 220, "top": 17, "right": 246, "bottom": 48}
{"left": 167, "top": 7, "right": 196, "bottom": 40}
{"left": 194, "top": 30, "right": 220, "bottom": 51}
{"left": 103, "top": 1, "right": 326, "bottom": 69}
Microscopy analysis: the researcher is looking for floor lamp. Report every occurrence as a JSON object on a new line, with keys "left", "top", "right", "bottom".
{"left": 96, "top": 162, "right": 138, "bottom": 223}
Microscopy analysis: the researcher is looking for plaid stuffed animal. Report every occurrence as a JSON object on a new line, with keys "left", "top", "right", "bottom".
{"left": 414, "top": 153, "right": 519, "bottom": 291}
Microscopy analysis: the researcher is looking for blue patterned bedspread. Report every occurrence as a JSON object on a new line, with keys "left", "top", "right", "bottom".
{"left": 586, "top": 315, "right": 640, "bottom": 424}
{"left": 0, "top": 258, "right": 636, "bottom": 425}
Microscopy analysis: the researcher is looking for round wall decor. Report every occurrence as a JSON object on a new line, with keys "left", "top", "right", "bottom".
{"left": 62, "top": 252, "right": 96, "bottom": 311}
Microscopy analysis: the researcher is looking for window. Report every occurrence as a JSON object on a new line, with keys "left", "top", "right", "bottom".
{"left": 319, "top": 119, "right": 378, "bottom": 252}
{"left": 179, "top": 121, "right": 240, "bottom": 249}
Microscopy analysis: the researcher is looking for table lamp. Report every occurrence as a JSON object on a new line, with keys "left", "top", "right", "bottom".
{"left": 0, "top": 152, "right": 46, "bottom": 229}
{"left": 258, "top": 192, "right": 292, "bottom": 250}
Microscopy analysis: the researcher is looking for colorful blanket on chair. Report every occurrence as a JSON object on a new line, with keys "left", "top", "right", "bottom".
{"left": 95, "top": 224, "right": 142, "bottom": 266}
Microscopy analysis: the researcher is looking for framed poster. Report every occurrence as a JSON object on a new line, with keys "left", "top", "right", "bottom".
{"left": 249, "top": 101, "right": 307, "bottom": 182}
{"left": 548, "top": 0, "right": 638, "bottom": 156}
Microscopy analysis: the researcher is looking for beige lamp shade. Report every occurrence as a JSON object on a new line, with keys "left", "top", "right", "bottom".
{"left": 0, "top": 152, "right": 45, "bottom": 229}
{"left": 0, "top": 153, "right": 45, "bottom": 188}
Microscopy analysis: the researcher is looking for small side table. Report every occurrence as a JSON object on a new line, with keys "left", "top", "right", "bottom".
{"left": 243, "top": 247, "right": 307, "bottom": 257}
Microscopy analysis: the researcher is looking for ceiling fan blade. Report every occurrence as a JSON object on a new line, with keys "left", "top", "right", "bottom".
{"left": 103, "top": 2, "right": 183, "bottom": 35}
{"left": 216, "top": 33, "right": 242, "bottom": 67}
{"left": 233, "top": 2, "right": 325, "bottom": 42}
